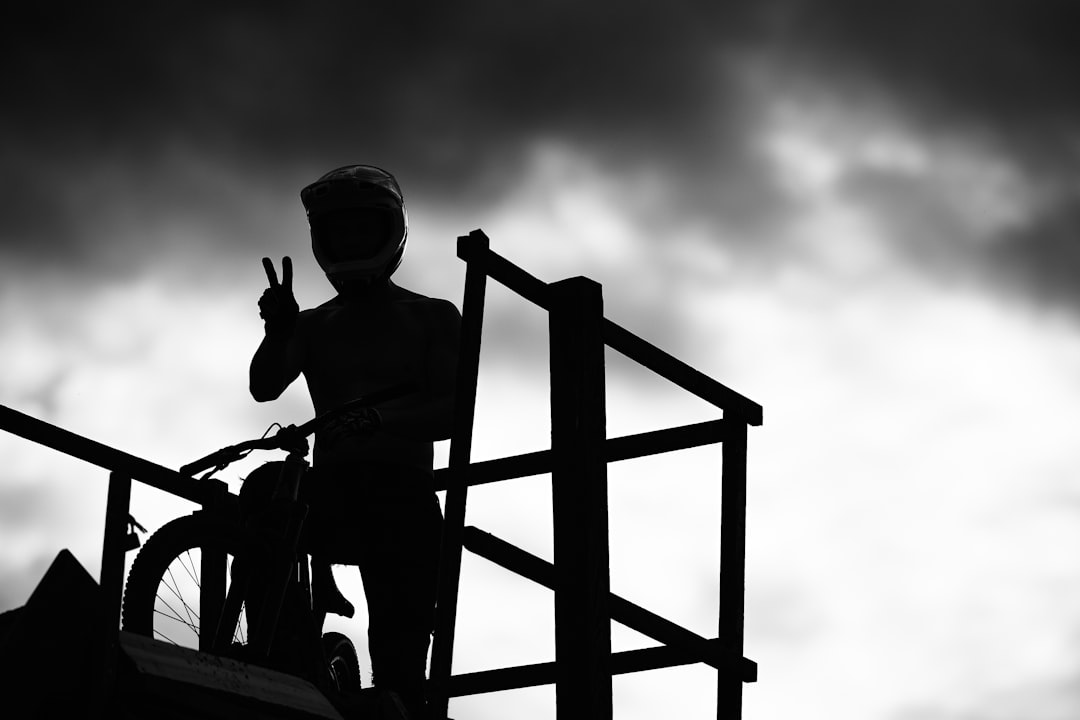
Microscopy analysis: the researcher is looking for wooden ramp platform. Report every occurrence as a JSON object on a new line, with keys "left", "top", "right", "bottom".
{"left": 117, "top": 632, "right": 346, "bottom": 719}
{"left": 0, "top": 549, "right": 387, "bottom": 720}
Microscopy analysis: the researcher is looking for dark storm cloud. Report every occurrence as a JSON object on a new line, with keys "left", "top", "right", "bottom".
{"left": 763, "top": 0, "right": 1080, "bottom": 306}
{"left": 0, "top": 1, "right": 770, "bottom": 269}
{"left": 989, "top": 205, "right": 1080, "bottom": 309}
{"left": 767, "top": 0, "right": 1080, "bottom": 161}
{"left": 3, "top": 1, "right": 1079, "bottom": 305}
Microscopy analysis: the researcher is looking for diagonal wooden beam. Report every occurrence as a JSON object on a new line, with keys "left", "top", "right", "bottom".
{"left": 462, "top": 526, "right": 755, "bottom": 681}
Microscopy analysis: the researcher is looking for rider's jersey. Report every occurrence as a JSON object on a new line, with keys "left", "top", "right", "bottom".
{"left": 293, "top": 282, "right": 460, "bottom": 486}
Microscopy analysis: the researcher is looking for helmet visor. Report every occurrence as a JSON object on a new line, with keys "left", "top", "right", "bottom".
{"left": 311, "top": 208, "right": 400, "bottom": 262}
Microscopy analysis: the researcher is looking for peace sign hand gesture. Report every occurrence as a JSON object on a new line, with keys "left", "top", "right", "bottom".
{"left": 258, "top": 256, "right": 300, "bottom": 336}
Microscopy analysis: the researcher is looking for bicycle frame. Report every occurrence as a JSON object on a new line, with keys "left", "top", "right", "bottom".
{"left": 212, "top": 450, "right": 313, "bottom": 662}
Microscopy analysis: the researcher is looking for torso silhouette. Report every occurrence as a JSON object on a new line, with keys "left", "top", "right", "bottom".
{"left": 253, "top": 277, "right": 460, "bottom": 484}
{"left": 299, "top": 283, "right": 458, "bottom": 475}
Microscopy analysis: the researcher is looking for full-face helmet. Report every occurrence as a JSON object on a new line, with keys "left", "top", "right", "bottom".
{"left": 300, "top": 165, "right": 408, "bottom": 289}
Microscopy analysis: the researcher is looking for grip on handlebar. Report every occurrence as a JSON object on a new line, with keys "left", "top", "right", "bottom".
{"left": 180, "top": 382, "right": 417, "bottom": 477}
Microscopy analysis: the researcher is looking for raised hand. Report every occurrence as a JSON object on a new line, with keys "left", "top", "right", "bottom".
{"left": 258, "top": 256, "right": 300, "bottom": 335}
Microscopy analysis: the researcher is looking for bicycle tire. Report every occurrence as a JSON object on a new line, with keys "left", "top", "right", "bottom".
{"left": 322, "top": 630, "right": 363, "bottom": 692}
{"left": 121, "top": 513, "right": 249, "bottom": 649}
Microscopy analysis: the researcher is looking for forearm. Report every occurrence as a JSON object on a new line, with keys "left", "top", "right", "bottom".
{"left": 249, "top": 333, "right": 298, "bottom": 401}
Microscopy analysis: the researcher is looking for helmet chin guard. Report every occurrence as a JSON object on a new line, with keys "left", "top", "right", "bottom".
{"left": 301, "top": 165, "right": 408, "bottom": 287}
{"left": 324, "top": 246, "right": 406, "bottom": 292}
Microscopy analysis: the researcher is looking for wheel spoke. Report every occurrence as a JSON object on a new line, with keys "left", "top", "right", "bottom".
{"left": 233, "top": 605, "right": 247, "bottom": 645}
{"left": 177, "top": 549, "right": 201, "bottom": 590}
{"left": 163, "top": 566, "right": 201, "bottom": 622}
{"left": 153, "top": 627, "right": 183, "bottom": 646}
{"left": 154, "top": 598, "right": 198, "bottom": 631}
{"left": 123, "top": 516, "right": 251, "bottom": 655}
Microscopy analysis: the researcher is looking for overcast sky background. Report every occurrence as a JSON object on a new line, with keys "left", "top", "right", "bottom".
{"left": 3, "top": 2, "right": 1080, "bottom": 718}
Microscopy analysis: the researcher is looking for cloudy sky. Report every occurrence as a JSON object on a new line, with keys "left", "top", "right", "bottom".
{"left": 3, "top": 2, "right": 1080, "bottom": 718}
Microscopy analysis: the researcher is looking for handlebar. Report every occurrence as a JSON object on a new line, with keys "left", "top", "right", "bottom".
{"left": 179, "top": 383, "right": 415, "bottom": 477}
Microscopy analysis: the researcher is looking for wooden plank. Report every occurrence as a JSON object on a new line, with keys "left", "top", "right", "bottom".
{"left": 119, "top": 632, "right": 343, "bottom": 718}
{"left": 461, "top": 526, "right": 755, "bottom": 680}
{"left": 718, "top": 419, "right": 748, "bottom": 719}
{"left": 605, "top": 420, "right": 728, "bottom": 463}
{"left": 611, "top": 641, "right": 754, "bottom": 680}
{"left": 200, "top": 479, "right": 229, "bottom": 652}
{"left": 434, "top": 448, "right": 552, "bottom": 491}
{"left": 432, "top": 420, "right": 727, "bottom": 490}
{"left": 99, "top": 472, "right": 132, "bottom": 699}
{"left": 429, "top": 229, "right": 490, "bottom": 720}
{"left": 549, "top": 277, "right": 612, "bottom": 720}
{"left": 442, "top": 641, "right": 755, "bottom": 697}
{"left": 0, "top": 402, "right": 204, "bottom": 503}
{"left": 457, "top": 231, "right": 552, "bottom": 309}
{"left": 100, "top": 472, "right": 132, "bottom": 609}
{"left": 602, "top": 320, "right": 763, "bottom": 426}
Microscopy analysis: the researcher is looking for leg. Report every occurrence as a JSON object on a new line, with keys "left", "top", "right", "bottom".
{"left": 311, "top": 557, "right": 356, "bottom": 618}
{"left": 300, "top": 465, "right": 356, "bottom": 619}
{"left": 361, "top": 497, "right": 443, "bottom": 718}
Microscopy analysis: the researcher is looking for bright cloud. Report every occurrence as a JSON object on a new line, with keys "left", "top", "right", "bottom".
{"left": 756, "top": 86, "right": 1042, "bottom": 247}
{"left": 716, "top": 92, "right": 1080, "bottom": 719}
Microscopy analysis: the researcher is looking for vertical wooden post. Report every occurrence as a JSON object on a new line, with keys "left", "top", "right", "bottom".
{"left": 100, "top": 472, "right": 131, "bottom": 627}
{"left": 717, "top": 418, "right": 748, "bottom": 719}
{"left": 200, "top": 478, "right": 228, "bottom": 652}
{"left": 430, "top": 230, "right": 489, "bottom": 719}
{"left": 549, "top": 276, "right": 612, "bottom": 720}
{"left": 99, "top": 471, "right": 131, "bottom": 703}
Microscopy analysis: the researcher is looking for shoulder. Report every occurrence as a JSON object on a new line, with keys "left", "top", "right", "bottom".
{"left": 390, "top": 286, "right": 461, "bottom": 348}
{"left": 390, "top": 285, "right": 461, "bottom": 321}
{"left": 292, "top": 299, "right": 345, "bottom": 341}
{"left": 298, "top": 297, "right": 344, "bottom": 320}
{"left": 309, "top": 296, "right": 345, "bottom": 312}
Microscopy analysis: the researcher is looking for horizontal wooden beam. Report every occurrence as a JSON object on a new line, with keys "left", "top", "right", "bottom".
{"left": 434, "top": 420, "right": 731, "bottom": 491}
{"left": 441, "top": 641, "right": 756, "bottom": 697}
{"left": 0, "top": 403, "right": 204, "bottom": 504}
{"left": 434, "top": 449, "right": 551, "bottom": 491}
{"left": 462, "top": 526, "right": 755, "bottom": 681}
{"left": 605, "top": 420, "right": 728, "bottom": 463}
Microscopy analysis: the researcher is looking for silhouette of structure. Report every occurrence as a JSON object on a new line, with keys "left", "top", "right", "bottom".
{"left": 0, "top": 230, "right": 761, "bottom": 719}
{"left": 428, "top": 231, "right": 761, "bottom": 720}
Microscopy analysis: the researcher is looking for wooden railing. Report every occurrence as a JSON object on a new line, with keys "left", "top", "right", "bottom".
{"left": 428, "top": 230, "right": 761, "bottom": 720}
{"left": 0, "top": 228, "right": 761, "bottom": 720}
{"left": 0, "top": 401, "right": 231, "bottom": 703}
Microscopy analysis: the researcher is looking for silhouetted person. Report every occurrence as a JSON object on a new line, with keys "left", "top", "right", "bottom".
{"left": 250, "top": 165, "right": 460, "bottom": 718}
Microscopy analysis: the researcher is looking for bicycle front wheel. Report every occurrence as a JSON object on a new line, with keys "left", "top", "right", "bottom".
{"left": 122, "top": 513, "right": 250, "bottom": 651}
{"left": 323, "top": 631, "right": 363, "bottom": 692}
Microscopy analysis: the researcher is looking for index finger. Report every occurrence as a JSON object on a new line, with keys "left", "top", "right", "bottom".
{"left": 262, "top": 257, "right": 279, "bottom": 288}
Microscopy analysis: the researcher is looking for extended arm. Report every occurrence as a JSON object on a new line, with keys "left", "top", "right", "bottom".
{"left": 250, "top": 257, "right": 305, "bottom": 402}
{"left": 249, "top": 328, "right": 305, "bottom": 401}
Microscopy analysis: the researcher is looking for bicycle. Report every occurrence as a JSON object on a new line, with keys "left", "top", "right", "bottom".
{"left": 120, "top": 384, "right": 413, "bottom": 697}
